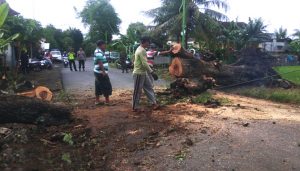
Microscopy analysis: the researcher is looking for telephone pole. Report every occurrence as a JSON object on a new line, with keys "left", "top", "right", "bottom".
{"left": 181, "top": 0, "right": 187, "bottom": 49}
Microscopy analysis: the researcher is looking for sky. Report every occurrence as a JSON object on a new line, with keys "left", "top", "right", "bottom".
{"left": 6, "top": 0, "right": 300, "bottom": 36}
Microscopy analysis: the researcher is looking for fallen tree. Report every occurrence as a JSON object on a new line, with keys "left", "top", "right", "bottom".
{"left": 168, "top": 46, "right": 280, "bottom": 94}
{"left": 0, "top": 95, "right": 72, "bottom": 125}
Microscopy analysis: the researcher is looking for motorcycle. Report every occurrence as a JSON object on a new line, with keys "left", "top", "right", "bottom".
{"left": 116, "top": 58, "right": 133, "bottom": 70}
{"left": 63, "top": 56, "right": 69, "bottom": 68}
{"left": 29, "top": 57, "right": 53, "bottom": 72}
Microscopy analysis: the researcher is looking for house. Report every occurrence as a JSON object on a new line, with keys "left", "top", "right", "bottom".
{"left": 0, "top": 0, "right": 19, "bottom": 72}
{"left": 259, "top": 34, "right": 290, "bottom": 53}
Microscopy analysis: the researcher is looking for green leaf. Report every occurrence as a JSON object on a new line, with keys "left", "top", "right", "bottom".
{"left": 0, "top": 3, "right": 9, "bottom": 28}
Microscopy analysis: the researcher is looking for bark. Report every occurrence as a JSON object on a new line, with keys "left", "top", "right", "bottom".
{"left": 168, "top": 48, "right": 279, "bottom": 94}
{"left": 0, "top": 95, "right": 72, "bottom": 125}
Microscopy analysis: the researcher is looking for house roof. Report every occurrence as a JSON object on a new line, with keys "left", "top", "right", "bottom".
{"left": 0, "top": 0, "right": 19, "bottom": 15}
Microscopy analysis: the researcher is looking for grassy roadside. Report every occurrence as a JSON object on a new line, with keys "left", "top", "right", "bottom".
{"left": 231, "top": 87, "right": 300, "bottom": 105}
{"left": 273, "top": 66, "right": 300, "bottom": 85}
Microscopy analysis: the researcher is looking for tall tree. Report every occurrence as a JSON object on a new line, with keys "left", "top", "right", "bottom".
{"left": 79, "top": 0, "right": 121, "bottom": 43}
{"left": 63, "top": 28, "right": 83, "bottom": 51}
{"left": 126, "top": 22, "right": 148, "bottom": 43}
{"left": 242, "top": 18, "right": 270, "bottom": 47}
{"left": 147, "top": 0, "right": 228, "bottom": 46}
{"left": 275, "top": 27, "right": 288, "bottom": 41}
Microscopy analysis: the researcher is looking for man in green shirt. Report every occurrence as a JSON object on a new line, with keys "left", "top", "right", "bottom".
{"left": 68, "top": 48, "right": 77, "bottom": 71}
{"left": 132, "top": 37, "right": 159, "bottom": 112}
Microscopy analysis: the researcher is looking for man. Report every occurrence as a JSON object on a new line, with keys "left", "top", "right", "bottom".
{"left": 68, "top": 48, "right": 77, "bottom": 71}
{"left": 20, "top": 49, "right": 29, "bottom": 74}
{"left": 120, "top": 52, "right": 128, "bottom": 73}
{"left": 132, "top": 37, "right": 159, "bottom": 112}
{"left": 94, "top": 40, "right": 112, "bottom": 105}
{"left": 77, "top": 48, "right": 86, "bottom": 71}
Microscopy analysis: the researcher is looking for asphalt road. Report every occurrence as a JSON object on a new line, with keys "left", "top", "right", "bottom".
{"left": 61, "top": 58, "right": 167, "bottom": 93}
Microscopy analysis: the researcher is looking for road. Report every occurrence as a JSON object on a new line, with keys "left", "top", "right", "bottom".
{"left": 61, "top": 58, "right": 168, "bottom": 93}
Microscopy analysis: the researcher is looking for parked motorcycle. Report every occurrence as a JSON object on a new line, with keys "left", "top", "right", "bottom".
{"left": 29, "top": 57, "right": 53, "bottom": 72}
{"left": 116, "top": 58, "right": 133, "bottom": 70}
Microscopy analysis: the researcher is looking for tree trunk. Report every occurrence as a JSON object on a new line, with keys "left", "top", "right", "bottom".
{"left": 168, "top": 48, "right": 279, "bottom": 94}
{"left": 0, "top": 95, "right": 72, "bottom": 125}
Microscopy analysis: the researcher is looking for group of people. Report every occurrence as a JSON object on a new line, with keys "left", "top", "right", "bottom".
{"left": 93, "top": 37, "right": 159, "bottom": 112}
{"left": 66, "top": 48, "right": 87, "bottom": 72}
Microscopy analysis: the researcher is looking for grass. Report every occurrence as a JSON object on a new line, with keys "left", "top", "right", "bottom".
{"left": 233, "top": 87, "right": 300, "bottom": 104}
{"left": 273, "top": 66, "right": 300, "bottom": 85}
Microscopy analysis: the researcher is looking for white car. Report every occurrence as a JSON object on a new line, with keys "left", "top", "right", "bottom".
{"left": 50, "top": 51, "right": 62, "bottom": 61}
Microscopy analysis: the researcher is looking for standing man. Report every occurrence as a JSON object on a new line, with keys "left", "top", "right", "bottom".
{"left": 94, "top": 40, "right": 112, "bottom": 105}
{"left": 20, "top": 49, "right": 29, "bottom": 74}
{"left": 68, "top": 48, "right": 77, "bottom": 71}
{"left": 77, "top": 48, "right": 86, "bottom": 71}
{"left": 132, "top": 37, "right": 159, "bottom": 112}
{"left": 120, "top": 52, "right": 128, "bottom": 73}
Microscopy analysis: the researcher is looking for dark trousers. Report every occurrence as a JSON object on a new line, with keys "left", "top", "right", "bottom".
{"left": 21, "top": 63, "right": 29, "bottom": 74}
{"left": 69, "top": 60, "right": 77, "bottom": 71}
{"left": 78, "top": 60, "right": 85, "bottom": 71}
{"left": 122, "top": 63, "right": 128, "bottom": 73}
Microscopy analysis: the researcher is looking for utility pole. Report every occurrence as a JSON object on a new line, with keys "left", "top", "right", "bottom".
{"left": 181, "top": 0, "right": 187, "bottom": 49}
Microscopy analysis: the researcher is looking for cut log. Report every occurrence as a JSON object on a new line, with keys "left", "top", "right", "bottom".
{"left": 171, "top": 43, "right": 194, "bottom": 59}
{"left": 0, "top": 95, "right": 72, "bottom": 125}
{"left": 17, "top": 86, "right": 53, "bottom": 101}
{"left": 168, "top": 48, "right": 281, "bottom": 94}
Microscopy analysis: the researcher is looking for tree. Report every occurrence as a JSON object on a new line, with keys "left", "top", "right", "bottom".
{"left": 79, "top": 0, "right": 121, "bottom": 43}
{"left": 216, "top": 21, "right": 246, "bottom": 52}
{"left": 4, "top": 15, "right": 43, "bottom": 57}
{"left": 126, "top": 22, "right": 148, "bottom": 43}
{"left": 63, "top": 28, "right": 83, "bottom": 51}
{"left": 147, "top": 0, "right": 228, "bottom": 46}
{"left": 42, "top": 25, "right": 60, "bottom": 49}
{"left": 293, "top": 29, "right": 300, "bottom": 39}
{"left": 290, "top": 39, "right": 300, "bottom": 55}
{"left": 0, "top": 3, "right": 19, "bottom": 74}
{"left": 241, "top": 18, "right": 270, "bottom": 47}
{"left": 275, "top": 27, "right": 288, "bottom": 41}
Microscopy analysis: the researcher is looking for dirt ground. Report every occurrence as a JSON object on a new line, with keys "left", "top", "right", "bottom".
{"left": 1, "top": 87, "right": 300, "bottom": 170}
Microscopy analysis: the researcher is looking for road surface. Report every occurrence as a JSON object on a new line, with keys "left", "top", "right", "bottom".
{"left": 61, "top": 58, "right": 168, "bottom": 93}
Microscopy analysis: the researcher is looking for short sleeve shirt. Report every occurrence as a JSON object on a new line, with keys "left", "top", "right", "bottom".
{"left": 94, "top": 48, "right": 108, "bottom": 73}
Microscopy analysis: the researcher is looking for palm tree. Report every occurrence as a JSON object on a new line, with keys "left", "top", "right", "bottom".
{"left": 242, "top": 18, "right": 270, "bottom": 47}
{"left": 293, "top": 29, "right": 300, "bottom": 39}
{"left": 275, "top": 27, "right": 288, "bottom": 41}
{"left": 146, "top": 0, "right": 228, "bottom": 46}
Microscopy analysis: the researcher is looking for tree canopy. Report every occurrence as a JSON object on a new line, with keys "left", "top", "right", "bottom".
{"left": 79, "top": 0, "right": 121, "bottom": 43}
{"left": 147, "top": 0, "right": 228, "bottom": 45}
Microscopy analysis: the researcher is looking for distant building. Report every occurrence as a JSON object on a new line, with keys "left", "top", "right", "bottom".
{"left": 259, "top": 34, "right": 290, "bottom": 53}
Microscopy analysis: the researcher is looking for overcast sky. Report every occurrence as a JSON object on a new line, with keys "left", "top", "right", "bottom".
{"left": 6, "top": 0, "right": 300, "bottom": 36}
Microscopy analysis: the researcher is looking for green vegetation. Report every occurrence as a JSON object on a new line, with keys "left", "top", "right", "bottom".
{"left": 191, "top": 92, "right": 213, "bottom": 104}
{"left": 155, "top": 67, "right": 173, "bottom": 82}
{"left": 233, "top": 87, "right": 300, "bottom": 104}
{"left": 61, "top": 153, "right": 72, "bottom": 164}
{"left": 274, "top": 66, "right": 300, "bottom": 85}
{"left": 63, "top": 133, "right": 74, "bottom": 146}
